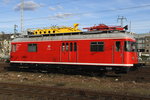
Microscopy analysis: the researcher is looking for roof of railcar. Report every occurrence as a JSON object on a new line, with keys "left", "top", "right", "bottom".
{"left": 12, "top": 32, "right": 135, "bottom": 42}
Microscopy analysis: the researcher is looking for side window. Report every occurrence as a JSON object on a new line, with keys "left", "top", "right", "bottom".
{"left": 28, "top": 44, "right": 37, "bottom": 52}
{"left": 124, "top": 41, "right": 137, "bottom": 52}
{"left": 70, "top": 43, "right": 73, "bottom": 51}
{"left": 66, "top": 43, "right": 69, "bottom": 51}
{"left": 146, "top": 50, "right": 149, "bottom": 52}
{"left": 62, "top": 43, "right": 65, "bottom": 51}
{"left": 62, "top": 42, "right": 77, "bottom": 52}
{"left": 74, "top": 43, "right": 77, "bottom": 51}
{"left": 91, "top": 42, "right": 104, "bottom": 52}
{"left": 12, "top": 44, "right": 16, "bottom": 52}
{"left": 116, "top": 41, "right": 121, "bottom": 51}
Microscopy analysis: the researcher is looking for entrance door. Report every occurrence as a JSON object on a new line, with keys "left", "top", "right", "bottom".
{"left": 61, "top": 42, "right": 69, "bottom": 62}
{"left": 113, "top": 41, "right": 123, "bottom": 64}
{"left": 69, "top": 42, "right": 77, "bottom": 62}
{"left": 60, "top": 42, "right": 77, "bottom": 62}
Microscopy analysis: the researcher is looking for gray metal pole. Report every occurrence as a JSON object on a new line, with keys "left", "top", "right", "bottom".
{"left": 21, "top": 0, "right": 24, "bottom": 33}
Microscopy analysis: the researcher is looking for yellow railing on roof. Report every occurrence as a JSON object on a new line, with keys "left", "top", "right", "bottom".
{"left": 32, "top": 23, "right": 81, "bottom": 35}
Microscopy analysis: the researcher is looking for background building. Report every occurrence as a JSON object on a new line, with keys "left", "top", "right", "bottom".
{"left": 0, "top": 32, "right": 13, "bottom": 61}
{"left": 135, "top": 33, "right": 150, "bottom": 64}
{"left": 135, "top": 33, "right": 150, "bottom": 54}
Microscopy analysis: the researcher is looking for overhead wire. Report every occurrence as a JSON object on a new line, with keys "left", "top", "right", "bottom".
{"left": 0, "top": 3, "right": 150, "bottom": 27}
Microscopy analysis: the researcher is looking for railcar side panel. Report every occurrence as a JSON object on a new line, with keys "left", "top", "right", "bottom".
{"left": 77, "top": 39, "right": 112, "bottom": 63}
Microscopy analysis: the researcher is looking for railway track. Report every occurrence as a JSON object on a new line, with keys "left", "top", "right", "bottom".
{"left": 119, "top": 66, "right": 150, "bottom": 82}
{"left": 0, "top": 82, "right": 149, "bottom": 100}
{"left": 6, "top": 65, "right": 150, "bottom": 82}
{"left": 3, "top": 62, "right": 150, "bottom": 83}
{"left": 0, "top": 63, "right": 150, "bottom": 99}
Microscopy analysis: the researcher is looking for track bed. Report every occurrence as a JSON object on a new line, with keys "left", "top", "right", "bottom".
{"left": 0, "top": 62, "right": 150, "bottom": 99}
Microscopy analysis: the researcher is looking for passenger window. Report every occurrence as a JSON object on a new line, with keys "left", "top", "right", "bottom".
{"left": 66, "top": 43, "right": 69, "bottom": 51}
{"left": 116, "top": 41, "right": 121, "bottom": 51}
{"left": 91, "top": 42, "right": 104, "bottom": 52}
{"left": 62, "top": 43, "right": 65, "bottom": 51}
{"left": 28, "top": 44, "right": 37, "bottom": 52}
{"left": 74, "top": 43, "right": 77, "bottom": 51}
{"left": 70, "top": 43, "right": 73, "bottom": 51}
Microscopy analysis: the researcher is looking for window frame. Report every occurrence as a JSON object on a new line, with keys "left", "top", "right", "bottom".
{"left": 115, "top": 41, "right": 121, "bottom": 52}
{"left": 70, "top": 43, "right": 73, "bottom": 51}
{"left": 74, "top": 43, "right": 77, "bottom": 51}
{"left": 62, "top": 43, "right": 65, "bottom": 51}
{"left": 28, "top": 44, "right": 37, "bottom": 52}
{"left": 124, "top": 41, "right": 137, "bottom": 52}
{"left": 66, "top": 43, "right": 69, "bottom": 51}
{"left": 90, "top": 41, "right": 104, "bottom": 52}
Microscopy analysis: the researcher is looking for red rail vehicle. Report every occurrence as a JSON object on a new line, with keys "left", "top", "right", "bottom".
{"left": 10, "top": 30, "right": 139, "bottom": 74}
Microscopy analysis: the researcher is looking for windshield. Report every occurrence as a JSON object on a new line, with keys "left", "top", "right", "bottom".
{"left": 124, "top": 41, "right": 137, "bottom": 52}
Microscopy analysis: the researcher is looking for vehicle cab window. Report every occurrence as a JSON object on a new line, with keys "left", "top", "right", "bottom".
{"left": 124, "top": 41, "right": 137, "bottom": 52}
{"left": 116, "top": 41, "right": 120, "bottom": 51}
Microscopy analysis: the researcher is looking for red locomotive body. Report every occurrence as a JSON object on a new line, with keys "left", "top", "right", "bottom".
{"left": 10, "top": 32, "right": 139, "bottom": 73}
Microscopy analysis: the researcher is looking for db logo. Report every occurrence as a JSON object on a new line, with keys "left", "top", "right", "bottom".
{"left": 47, "top": 45, "right": 51, "bottom": 50}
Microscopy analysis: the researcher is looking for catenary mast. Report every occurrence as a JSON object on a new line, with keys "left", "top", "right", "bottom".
{"left": 20, "top": 0, "right": 24, "bottom": 34}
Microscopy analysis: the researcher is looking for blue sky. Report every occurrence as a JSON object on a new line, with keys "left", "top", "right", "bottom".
{"left": 0, "top": 0, "right": 150, "bottom": 34}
